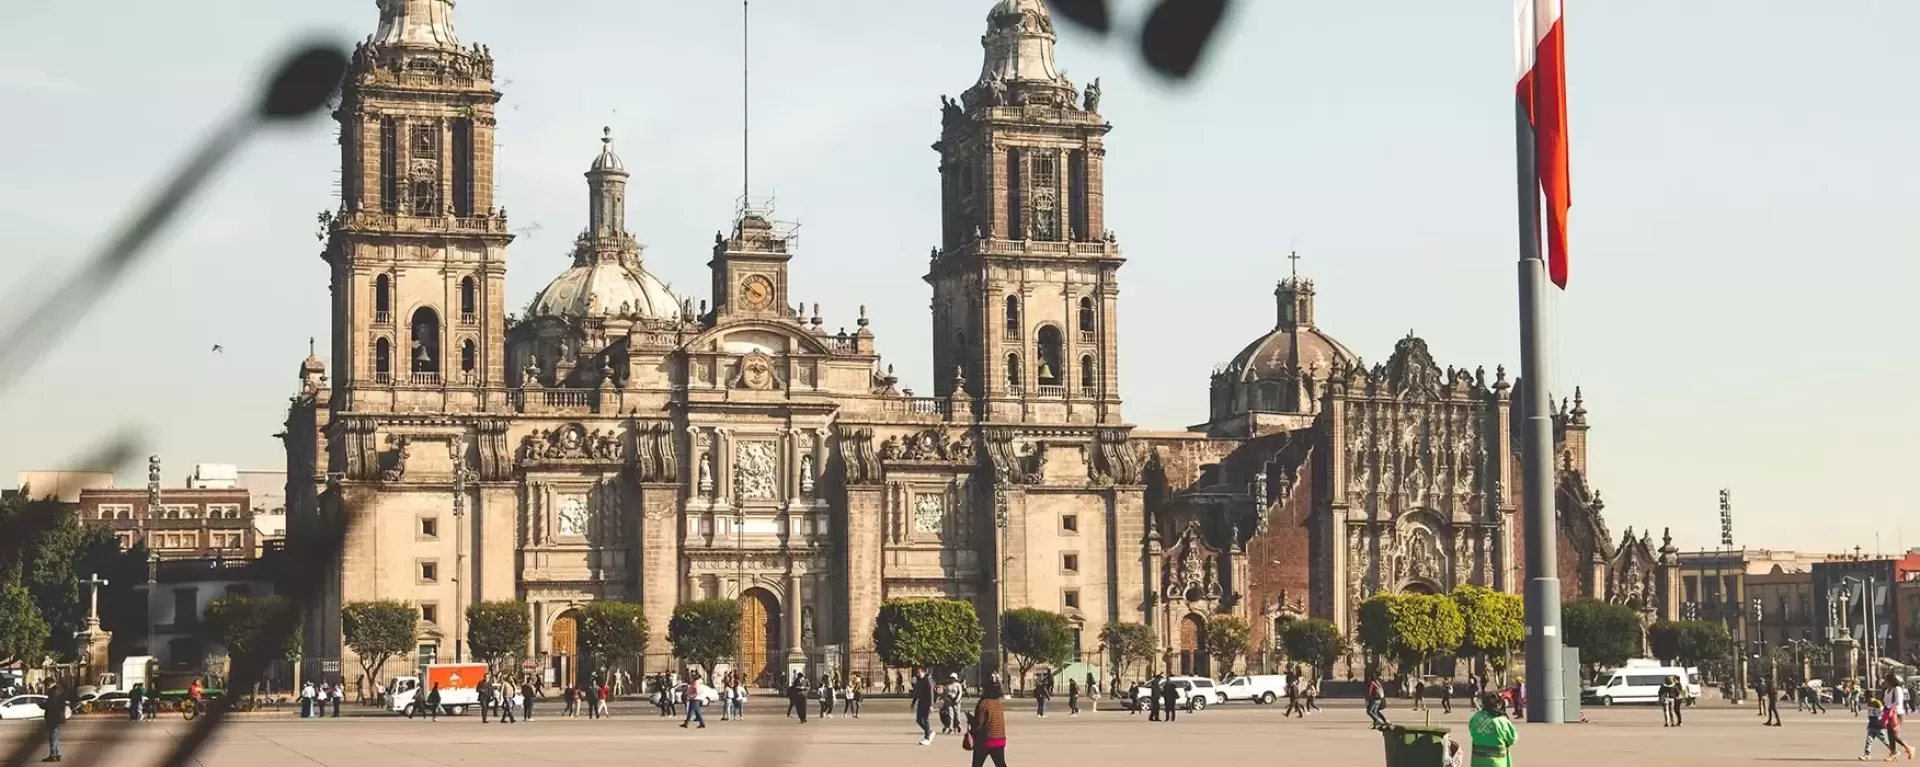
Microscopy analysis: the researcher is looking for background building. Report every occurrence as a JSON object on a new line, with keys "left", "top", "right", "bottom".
{"left": 11, "top": 470, "right": 114, "bottom": 502}
{"left": 1812, "top": 552, "right": 1920, "bottom": 673}
{"left": 76, "top": 458, "right": 256, "bottom": 559}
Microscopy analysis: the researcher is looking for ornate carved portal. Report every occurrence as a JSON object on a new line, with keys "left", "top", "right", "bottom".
{"left": 734, "top": 441, "right": 778, "bottom": 501}
{"left": 737, "top": 588, "right": 781, "bottom": 687}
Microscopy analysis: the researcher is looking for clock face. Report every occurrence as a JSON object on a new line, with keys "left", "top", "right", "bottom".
{"left": 740, "top": 275, "right": 774, "bottom": 310}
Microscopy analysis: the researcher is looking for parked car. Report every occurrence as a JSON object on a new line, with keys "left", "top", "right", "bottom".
{"left": 1217, "top": 674, "right": 1289, "bottom": 705}
{"left": 1125, "top": 676, "right": 1218, "bottom": 711}
{"left": 77, "top": 691, "right": 132, "bottom": 713}
{"left": 0, "top": 695, "right": 48, "bottom": 721}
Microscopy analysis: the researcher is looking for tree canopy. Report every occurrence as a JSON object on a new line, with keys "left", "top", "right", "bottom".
{"left": 341, "top": 600, "right": 417, "bottom": 688}
{"left": 1452, "top": 585, "right": 1525, "bottom": 670}
{"left": 465, "top": 600, "right": 531, "bottom": 671}
{"left": 1648, "top": 619, "right": 1733, "bottom": 668}
{"left": 204, "top": 594, "right": 303, "bottom": 667}
{"left": 1099, "top": 621, "right": 1157, "bottom": 680}
{"left": 1278, "top": 618, "right": 1345, "bottom": 678}
{"left": 0, "top": 490, "right": 130, "bottom": 661}
{"left": 1357, "top": 593, "right": 1464, "bottom": 670}
{"left": 577, "top": 601, "right": 648, "bottom": 668}
{"left": 1000, "top": 607, "right": 1075, "bottom": 679}
{"left": 1561, "top": 599, "right": 1645, "bottom": 669}
{"left": 0, "top": 579, "right": 50, "bottom": 668}
{"left": 873, "top": 599, "right": 984, "bottom": 672}
{"left": 1203, "top": 613, "right": 1252, "bottom": 677}
{"left": 668, "top": 599, "right": 741, "bottom": 674}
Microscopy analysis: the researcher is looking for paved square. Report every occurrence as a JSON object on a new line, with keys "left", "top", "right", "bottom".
{"left": 1, "top": 699, "right": 1890, "bottom": 766}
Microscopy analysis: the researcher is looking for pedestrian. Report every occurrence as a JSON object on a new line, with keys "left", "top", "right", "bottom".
{"left": 895, "top": 671, "right": 905, "bottom": 697}
{"left": 848, "top": 674, "right": 863, "bottom": 718}
{"left": 789, "top": 672, "right": 810, "bottom": 724}
{"left": 1864, "top": 697, "right": 1892, "bottom": 760}
{"left": 1067, "top": 678, "right": 1080, "bottom": 716}
{"left": 734, "top": 675, "right": 749, "bottom": 720}
{"left": 1468, "top": 693, "right": 1517, "bottom": 767}
{"left": 1509, "top": 682, "right": 1524, "bottom": 719}
{"left": 128, "top": 683, "right": 145, "bottom": 723}
{"left": 680, "top": 673, "right": 707, "bottom": 729}
{"left": 1659, "top": 675, "right": 1682, "bottom": 727}
{"left": 940, "top": 673, "right": 964, "bottom": 733}
{"left": 1885, "top": 674, "right": 1916, "bottom": 760}
{"left": 300, "top": 680, "right": 314, "bottom": 719}
{"left": 966, "top": 678, "right": 1009, "bottom": 767}
{"left": 479, "top": 678, "right": 495, "bottom": 723}
{"left": 500, "top": 684, "right": 518, "bottom": 723}
{"left": 1159, "top": 677, "right": 1179, "bottom": 723}
{"left": 1087, "top": 672, "right": 1100, "bottom": 712}
{"left": 1366, "top": 675, "right": 1390, "bottom": 729}
{"left": 1306, "top": 677, "right": 1322, "bottom": 714}
{"left": 1034, "top": 672, "right": 1052, "bottom": 718}
{"left": 331, "top": 681, "right": 343, "bottom": 717}
{"left": 597, "top": 681, "right": 610, "bottom": 718}
{"left": 1284, "top": 673, "right": 1305, "bottom": 718}
{"left": 1760, "top": 678, "right": 1782, "bottom": 727}
{"left": 1147, "top": 675, "right": 1161, "bottom": 721}
{"left": 521, "top": 680, "right": 535, "bottom": 721}
{"left": 1413, "top": 679, "right": 1426, "bottom": 710}
{"left": 911, "top": 668, "right": 935, "bottom": 744}
{"left": 1440, "top": 680, "right": 1454, "bottom": 714}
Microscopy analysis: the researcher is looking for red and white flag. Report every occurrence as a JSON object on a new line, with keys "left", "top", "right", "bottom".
{"left": 1516, "top": 0, "right": 1571, "bottom": 289}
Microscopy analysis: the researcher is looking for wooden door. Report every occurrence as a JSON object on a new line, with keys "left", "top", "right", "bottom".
{"left": 739, "top": 589, "right": 779, "bottom": 686}
{"left": 552, "top": 610, "right": 578, "bottom": 686}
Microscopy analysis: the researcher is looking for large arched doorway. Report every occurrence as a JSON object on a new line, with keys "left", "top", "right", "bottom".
{"left": 738, "top": 588, "right": 782, "bottom": 688}
{"left": 1178, "top": 613, "right": 1209, "bottom": 678}
{"left": 551, "top": 608, "right": 589, "bottom": 689}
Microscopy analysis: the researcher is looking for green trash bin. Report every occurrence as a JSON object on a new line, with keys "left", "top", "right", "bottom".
{"left": 1380, "top": 724, "right": 1451, "bottom": 767}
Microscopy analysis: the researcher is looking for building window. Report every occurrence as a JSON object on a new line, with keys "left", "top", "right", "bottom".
{"left": 380, "top": 117, "right": 399, "bottom": 214}
{"left": 375, "top": 274, "right": 393, "bottom": 324}
{"left": 1077, "top": 297, "right": 1096, "bottom": 340}
{"left": 1035, "top": 326, "right": 1063, "bottom": 386}
{"left": 419, "top": 516, "right": 439, "bottom": 540}
{"left": 410, "top": 307, "right": 441, "bottom": 377}
{"left": 417, "top": 643, "right": 438, "bottom": 668}
{"left": 1683, "top": 575, "right": 1698, "bottom": 604}
{"left": 1003, "top": 295, "right": 1020, "bottom": 340}
{"left": 1029, "top": 151, "right": 1059, "bottom": 241}
{"left": 1005, "top": 353, "right": 1022, "bottom": 390}
{"left": 450, "top": 118, "right": 474, "bottom": 217}
{"left": 1062, "top": 552, "right": 1080, "bottom": 574}
{"left": 411, "top": 179, "right": 439, "bottom": 217}
{"left": 1079, "top": 355, "right": 1096, "bottom": 394}
{"left": 1061, "top": 513, "right": 1079, "bottom": 534}
{"left": 459, "top": 277, "right": 478, "bottom": 322}
{"left": 460, "top": 340, "right": 477, "bottom": 376}
{"left": 1068, "top": 149, "right": 1090, "bottom": 241}
{"left": 100, "top": 503, "right": 132, "bottom": 519}
{"left": 420, "top": 603, "right": 439, "bottom": 625}
{"left": 375, "top": 337, "right": 393, "bottom": 382}
{"left": 418, "top": 560, "right": 439, "bottom": 583}
{"left": 1005, "top": 147, "right": 1023, "bottom": 238}
{"left": 208, "top": 504, "right": 241, "bottom": 519}
{"left": 116, "top": 532, "right": 135, "bottom": 548}
{"left": 1064, "top": 589, "right": 1081, "bottom": 611}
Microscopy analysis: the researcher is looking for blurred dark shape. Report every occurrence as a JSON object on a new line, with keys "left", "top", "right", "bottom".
{"left": 1046, "top": 0, "right": 1111, "bottom": 34}
{"left": 0, "top": 44, "right": 348, "bottom": 397}
{"left": 1141, "top": 0, "right": 1227, "bottom": 79}
{"left": 67, "top": 430, "right": 141, "bottom": 475}
{"left": 260, "top": 44, "right": 349, "bottom": 120}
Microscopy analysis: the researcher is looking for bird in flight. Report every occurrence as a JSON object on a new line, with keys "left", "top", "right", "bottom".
{"left": 211, "top": 344, "right": 224, "bottom": 353}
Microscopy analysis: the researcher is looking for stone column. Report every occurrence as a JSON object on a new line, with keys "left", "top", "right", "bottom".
{"left": 785, "top": 571, "right": 806, "bottom": 671}
{"left": 638, "top": 483, "right": 680, "bottom": 674}
{"left": 844, "top": 478, "right": 886, "bottom": 665}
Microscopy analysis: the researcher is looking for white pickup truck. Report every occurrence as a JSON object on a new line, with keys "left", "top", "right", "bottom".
{"left": 1217, "top": 674, "right": 1290, "bottom": 705}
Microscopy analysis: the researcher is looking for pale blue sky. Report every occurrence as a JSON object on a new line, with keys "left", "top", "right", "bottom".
{"left": 0, "top": 1, "right": 1912, "bottom": 553}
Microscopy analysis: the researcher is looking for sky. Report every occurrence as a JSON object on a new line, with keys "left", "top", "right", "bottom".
{"left": 0, "top": 1, "right": 1913, "bottom": 554}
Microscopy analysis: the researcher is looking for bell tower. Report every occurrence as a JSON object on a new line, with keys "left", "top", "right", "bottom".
{"left": 324, "top": 0, "right": 514, "bottom": 412}
{"left": 925, "top": 0, "right": 1122, "bottom": 425}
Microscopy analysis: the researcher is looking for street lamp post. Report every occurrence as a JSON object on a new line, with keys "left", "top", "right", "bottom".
{"left": 995, "top": 485, "right": 1009, "bottom": 684}
{"left": 451, "top": 438, "right": 477, "bottom": 663}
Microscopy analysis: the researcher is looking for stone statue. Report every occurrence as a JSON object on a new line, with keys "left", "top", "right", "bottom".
{"left": 986, "top": 78, "right": 1008, "bottom": 107}
{"left": 941, "top": 94, "right": 964, "bottom": 124}
{"left": 697, "top": 451, "right": 715, "bottom": 497}
{"left": 799, "top": 454, "right": 815, "bottom": 497}
{"left": 1082, "top": 78, "right": 1102, "bottom": 111}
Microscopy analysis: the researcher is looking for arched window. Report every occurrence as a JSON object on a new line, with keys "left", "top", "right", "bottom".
{"left": 1035, "top": 325, "right": 1063, "bottom": 386}
{"left": 1077, "top": 296, "right": 1096, "bottom": 339}
{"left": 409, "top": 307, "right": 441, "bottom": 376}
{"left": 374, "top": 338, "right": 392, "bottom": 381}
{"left": 1005, "top": 353, "right": 1022, "bottom": 389}
{"left": 1003, "top": 295, "right": 1020, "bottom": 340}
{"left": 460, "top": 339, "right": 477, "bottom": 375}
{"left": 458, "top": 276, "right": 477, "bottom": 321}
{"left": 1079, "top": 354, "right": 1096, "bottom": 393}
{"left": 374, "top": 274, "right": 392, "bottom": 322}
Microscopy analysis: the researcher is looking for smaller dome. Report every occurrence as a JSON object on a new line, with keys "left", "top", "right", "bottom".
{"left": 589, "top": 126, "right": 624, "bottom": 173}
{"left": 1224, "top": 326, "right": 1354, "bottom": 383}
{"left": 530, "top": 261, "right": 678, "bottom": 320}
{"left": 301, "top": 338, "right": 325, "bottom": 374}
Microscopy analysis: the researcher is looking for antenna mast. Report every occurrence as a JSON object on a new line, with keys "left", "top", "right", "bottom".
{"left": 1718, "top": 488, "right": 1734, "bottom": 548}
{"left": 742, "top": 0, "right": 751, "bottom": 204}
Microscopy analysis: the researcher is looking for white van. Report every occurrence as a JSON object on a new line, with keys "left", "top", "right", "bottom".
{"left": 1582, "top": 663, "right": 1699, "bottom": 706}
{"left": 1218, "top": 674, "right": 1290, "bottom": 705}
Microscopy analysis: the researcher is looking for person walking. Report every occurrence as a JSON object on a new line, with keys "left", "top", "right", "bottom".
{"left": 911, "top": 668, "right": 934, "bottom": 744}
{"left": 479, "top": 678, "right": 496, "bottom": 723}
{"left": 1034, "top": 673, "right": 1052, "bottom": 718}
{"left": 734, "top": 676, "right": 749, "bottom": 720}
{"left": 1306, "top": 677, "right": 1322, "bottom": 714}
{"left": 424, "top": 684, "right": 441, "bottom": 722}
{"left": 848, "top": 674, "right": 863, "bottom": 718}
{"left": 1760, "top": 678, "right": 1782, "bottom": 727}
{"left": 680, "top": 673, "right": 707, "bottom": 729}
{"left": 1087, "top": 672, "right": 1100, "bottom": 712}
{"left": 1159, "top": 677, "right": 1179, "bottom": 723}
{"left": 940, "top": 673, "right": 964, "bottom": 733}
{"left": 789, "top": 672, "right": 810, "bottom": 724}
{"left": 500, "top": 684, "right": 518, "bottom": 723}
{"left": 1413, "top": 679, "right": 1427, "bottom": 711}
{"left": 1864, "top": 697, "right": 1892, "bottom": 760}
{"left": 1366, "top": 675, "right": 1391, "bottom": 730}
{"left": 598, "top": 681, "right": 611, "bottom": 718}
{"left": 520, "top": 680, "right": 535, "bottom": 721}
{"left": 1067, "top": 678, "right": 1081, "bottom": 716}
{"left": 128, "top": 683, "right": 145, "bottom": 723}
{"left": 819, "top": 674, "right": 836, "bottom": 719}
{"left": 1440, "top": 680, "right": 1454, "bottom": 714}
{"left": 1468, "top": 693, "right": 1518, "bottom": 767}
{"left": 966, "top": 679, "right": 1010, "bottom": 767}
{"left": 41, "top": 682, "right": 70, "bottom": 763}
{"left": 1283, "top": 673, "right": 1305, "bottom": 718}
{"left": 1885, "top": 674, "right": 1916, "bottom": 760}
{"left": 1146, "top": 675, "right": 1162, "bottom": 721}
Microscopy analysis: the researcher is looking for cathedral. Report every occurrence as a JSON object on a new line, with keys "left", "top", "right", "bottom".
{"left": 285, "top": 0, "right": 1672, "bottom": 687}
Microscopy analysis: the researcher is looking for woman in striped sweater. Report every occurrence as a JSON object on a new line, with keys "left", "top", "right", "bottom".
{"left": 968, "top": 679, "right": 1010, "bottom": 767}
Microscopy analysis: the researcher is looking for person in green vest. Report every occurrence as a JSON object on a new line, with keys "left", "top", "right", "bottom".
{"left": 1468, "top": 692, "right": 1518, "bottom": 767}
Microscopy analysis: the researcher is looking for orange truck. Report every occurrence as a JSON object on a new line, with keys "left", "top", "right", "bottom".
{"left": 386, "top": 663, "right": 488, "bottom": 715}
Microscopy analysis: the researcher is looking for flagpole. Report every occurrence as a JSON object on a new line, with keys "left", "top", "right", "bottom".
{"left": 1515, "top": 87, "right": 1565, "bottom": 725}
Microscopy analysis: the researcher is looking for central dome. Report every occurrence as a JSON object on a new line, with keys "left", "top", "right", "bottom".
{"left": 1223, "top": 323, "right": 1354, "bottom": 383}
{"left": 529, "top": 260, "right": 678, "bottom": 320}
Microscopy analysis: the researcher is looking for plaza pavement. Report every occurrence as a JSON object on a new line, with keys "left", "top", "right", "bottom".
{"left": 1, "top": 698, "right": 1888, "bottom": 766}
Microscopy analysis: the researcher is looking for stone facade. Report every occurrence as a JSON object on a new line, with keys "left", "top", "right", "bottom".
{"left": 284, "top": 0, "right": 1663, "bottom": 687}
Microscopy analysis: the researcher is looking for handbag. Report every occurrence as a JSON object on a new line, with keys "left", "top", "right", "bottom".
{"left": 961, "top": 731, "right": 975, "bottom": 751}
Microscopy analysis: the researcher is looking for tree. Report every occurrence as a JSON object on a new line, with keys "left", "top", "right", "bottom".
{"left": 1202, "top": 613, "right": 1252, "bottom": 678}
{"left": 1279, "top": 618, "right": 1344, "bottom": 679}
{"left": 465, "top": 601, "right": 531, "bottom": 672}
{"left": 1452, "top": 585, "right": 1525, "bottom": 674}
{"left": 1647, "top": 620, "right": 1684, "bottom": 664}
{"left": 0, "top": 491, "right": 122, "bottom": 660}
{"left": 1000, "top": 608, "right": 1075, "bottom": 682}
{"left": 342, "top": 600, "right": 417, "bottom": 689}
{"left": 1561, "top": 599, "right": 1644, "bottom": 669}
{"left": 577, "top": 601, "right": 648, "bottom": 670}
{"left": 1675, "top": 620, "right": 1735, "bottom": 669}
{"left": 873, "top": 599, "right": 984, "bottom": 672}
{"left": 1357, "top": 593, "right": 1464, "bottom": 672}
{"left": 668, "top": 599, "right": 741, "bottom": 674}
{"left": 204, "top": 595, "right": 302, "bottom": 664}
{"left": 1099, "top": 621, "right": 1157, "bottom": 680}
{"left": 0, "top": 579, "right": 50, "bottom": 667}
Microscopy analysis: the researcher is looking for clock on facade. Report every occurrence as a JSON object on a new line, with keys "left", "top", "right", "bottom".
{"left": 740, "top": 275, "right": 774, "bottom": 310}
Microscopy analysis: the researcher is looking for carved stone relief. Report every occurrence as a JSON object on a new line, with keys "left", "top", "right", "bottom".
{"left": 557, "top": 495, "right": 589, "bottom": 538}
{"left": 734, "top": 441, "right": 778, "bottom": 501}
{"left": 914, "top": 493, "right": 945, "bottom": 534}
